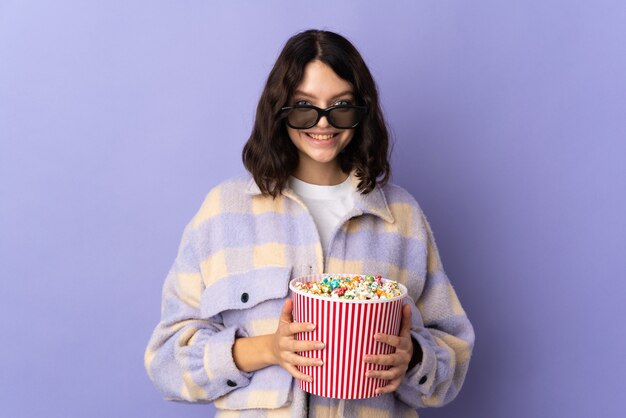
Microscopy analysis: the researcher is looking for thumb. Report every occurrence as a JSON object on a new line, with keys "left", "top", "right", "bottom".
{"left": 400, "top": 303, "right": 412, "bottom": 336}
{"left": 280, "top": 298, "right": 293, "bottom": 324}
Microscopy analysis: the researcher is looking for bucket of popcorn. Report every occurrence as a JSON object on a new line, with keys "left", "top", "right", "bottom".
{"left": 289, "top": 273, "right": 407, "bottom": 399}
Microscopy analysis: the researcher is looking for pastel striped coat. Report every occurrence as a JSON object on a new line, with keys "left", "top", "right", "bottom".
{"left": 144, "top": 171, "right": 475, "bottom": 417}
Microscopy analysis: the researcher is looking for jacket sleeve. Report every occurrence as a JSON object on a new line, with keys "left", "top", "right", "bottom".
{"left": 144, "top": 217, "right": 253, "bottom": 402}
{"left": 395, "top": 210, "right": 475, "bottom": 409}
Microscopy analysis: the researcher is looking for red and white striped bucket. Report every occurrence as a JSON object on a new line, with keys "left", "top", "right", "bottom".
{"left": 289, "top": 274, "right": 407, "bottom": 399}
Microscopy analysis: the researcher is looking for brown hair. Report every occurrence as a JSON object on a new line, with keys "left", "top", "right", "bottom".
{"left": 242, "top": 29, "right": 391, "bottom": 197}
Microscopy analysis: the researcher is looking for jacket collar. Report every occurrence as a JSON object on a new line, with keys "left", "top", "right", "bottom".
{"left": 245, "top": 170, "right": 395, "bottom": 224}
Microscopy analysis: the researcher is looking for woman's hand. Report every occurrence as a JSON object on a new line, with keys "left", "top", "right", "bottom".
{"left": 268, "top": 298, "right": 325, "bottom": 383}
{"left": 363, "top": 303, "right": 414, "bottom": 394}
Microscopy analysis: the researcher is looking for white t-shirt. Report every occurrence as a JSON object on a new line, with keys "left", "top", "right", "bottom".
{"left": 288, "top": 175, "right": 354, "bottom": 257}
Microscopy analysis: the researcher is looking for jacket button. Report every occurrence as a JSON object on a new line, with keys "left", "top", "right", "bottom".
{"left": 241, "top": 293, "right": 249, "bottom": 303}
{"left": 227, "top": 379, "right": 237, "bottom": 387}
{"left": 419, "top": 376, "right": 427, "bottom": 385}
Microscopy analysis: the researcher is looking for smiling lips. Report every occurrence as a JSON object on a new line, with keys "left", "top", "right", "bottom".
{"left": 306, "top": 132, "right": 337, "bottom": 140}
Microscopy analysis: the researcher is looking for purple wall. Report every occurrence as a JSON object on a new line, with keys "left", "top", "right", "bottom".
{"left": 1, "top": 1, "right": 625, "bottom": 417}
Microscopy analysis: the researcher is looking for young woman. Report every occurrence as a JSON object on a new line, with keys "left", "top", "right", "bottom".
{"left": 145, "top": 29, "right": 475, "bottom": 417}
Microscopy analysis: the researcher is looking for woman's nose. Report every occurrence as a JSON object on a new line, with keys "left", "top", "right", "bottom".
{"left": 316, "top": 115, "right": 330, "bottom": 127}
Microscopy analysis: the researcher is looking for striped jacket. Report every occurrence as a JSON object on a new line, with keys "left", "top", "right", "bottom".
{"left": 144, "top": 171, "right": 475, "bottom": 417}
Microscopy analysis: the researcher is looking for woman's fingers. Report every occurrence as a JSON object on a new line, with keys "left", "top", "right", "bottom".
{"left": 284, "top": 363, "right": 314, "bottom": 383}
{"left": 364, "top": 350, "right": 411, "bottom": 368}
{"left": 366, "top": 367, "right": 402, "bottom": 381}
{"left": 277, "top": 301, "right": 317, "bottom": 336}
{"left": 375, "top": 380, "right": 401, "bottom": 394}
{"left": 366, "top": 365, "right": 404, "bottom": 394}
{"left": 286, "top": 321, "right": 316, "bottom": 335}
{"left": 273, "top": 298, "right": 326, "bottom": 380}
{"left": 280, "top": 338, "right": 325, "bottom": 353}
{"left": 285, "top": 351, "right": 324, "bottom": 367}
{"left": 376, "top": 333, "right": 402, "bottom": 348}
{"left": 372, "top": 333, "right": 413, "bottom": 350}
{"left": 363, "top": 352, "right": 401, "bottom": 366}
{"left": 279, "top": 298, "right": 294, "bottom": 324}
{"left": 399, "top": 304, "right": 412, "bottom": 336}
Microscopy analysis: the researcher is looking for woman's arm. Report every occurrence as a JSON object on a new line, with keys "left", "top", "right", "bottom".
{"left": 394, "top": 209, "right": 476, "bottom": 409}
{"left": 232, "top": 334, "right": 274, "bottom": 372}
{"left": 144, "top": 220, "right": 253, "bottom": 402}
{"left": 232, "top": 299, "right": 324, "bottom": 381}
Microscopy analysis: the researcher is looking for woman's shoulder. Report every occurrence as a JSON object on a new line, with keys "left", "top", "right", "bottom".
{"left": 380, "top": 180, "right": 425, "bottom": 213}
{"left": 188, "top": 173, "right": 255, "bottom": 228}
{"left": 209, "top": 173, "right": 252, "bottom": 193}
{"left": 204, "top": 173, "right": 254, "bottom": 197}
{"left": 378, "top": 180, "right": 433, "bottom": 235}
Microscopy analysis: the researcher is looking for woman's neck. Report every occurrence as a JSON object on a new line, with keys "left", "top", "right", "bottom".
{"left": 292, "top": 160, "right": 349, "bottom": 186}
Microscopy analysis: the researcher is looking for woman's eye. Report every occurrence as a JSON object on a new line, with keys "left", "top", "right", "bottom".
{"left": 335, "top": 100, "right": 351, "bottom": 106}
{"left": 295, "top": 100, "right": 310, "bottom": 106}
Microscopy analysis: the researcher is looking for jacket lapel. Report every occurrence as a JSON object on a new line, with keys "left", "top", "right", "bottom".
{"left": 244, "top": 170, "right": 394, "bottom": 223}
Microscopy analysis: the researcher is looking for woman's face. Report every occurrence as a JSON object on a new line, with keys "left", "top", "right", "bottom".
{"left": 286, "top": 60, "right": 356, "bottom": 181}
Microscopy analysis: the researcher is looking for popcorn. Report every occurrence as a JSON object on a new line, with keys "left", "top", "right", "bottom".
{"left": 293, "top": 274, "right": 402, "bottom": 300}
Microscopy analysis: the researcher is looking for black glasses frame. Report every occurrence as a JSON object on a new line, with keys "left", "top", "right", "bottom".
{"left": 279, "top": 104, "right": 369, "bottom": 129}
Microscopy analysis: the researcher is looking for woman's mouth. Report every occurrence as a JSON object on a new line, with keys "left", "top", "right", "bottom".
{"left": 305, "top": 133, "right": 337, "bottom": 141}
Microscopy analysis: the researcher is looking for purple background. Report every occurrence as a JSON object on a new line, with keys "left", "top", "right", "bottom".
{"left": 1, "top": 1, "right": 625, "bottom": 417}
